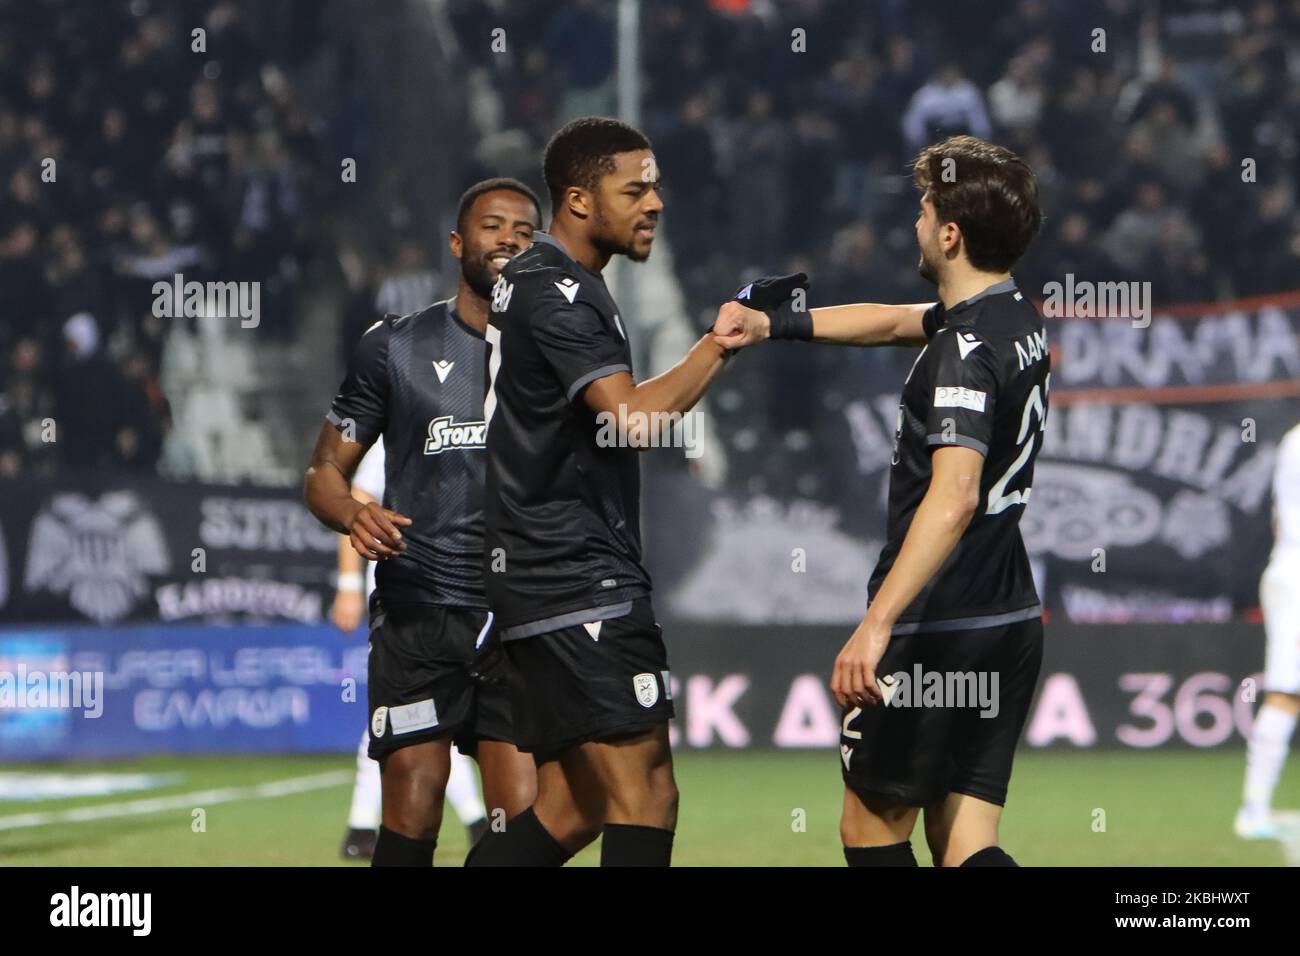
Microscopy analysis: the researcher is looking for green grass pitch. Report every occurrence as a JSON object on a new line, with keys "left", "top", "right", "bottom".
{"left": 0, "top": 750, "right": 1295, "bottom": 866}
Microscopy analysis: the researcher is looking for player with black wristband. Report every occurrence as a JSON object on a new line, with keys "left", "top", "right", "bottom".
{"left": 716, "top": 135, "right": 1047, "bottom": 868}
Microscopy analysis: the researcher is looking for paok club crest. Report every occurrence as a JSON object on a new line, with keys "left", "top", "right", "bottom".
{"left": 23, "top": 491, "right": 171, "bottom": 623}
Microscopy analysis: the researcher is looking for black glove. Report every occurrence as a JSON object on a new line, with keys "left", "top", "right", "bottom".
{"left": 733, "top": 272, "right": 812, "bottom": 340}
{"left": 732, "top": 272, "right": 809, "bottom": 312}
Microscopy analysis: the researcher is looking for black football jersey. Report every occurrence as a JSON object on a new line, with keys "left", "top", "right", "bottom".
{"left": 483, "top": 232, "right": 651, "bottom": 639}
{"left": 327, "top": 298, "right": 488, "bottom": 610}
{"left": 868, "top": 278, "right": 1049, "bottom": 633}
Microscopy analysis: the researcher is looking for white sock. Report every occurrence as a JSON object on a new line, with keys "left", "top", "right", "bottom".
{"left": 347, "top": 730, "right": 383, "bottom": 830}
{"left": 444, "top": 747, "right": 486, "bottom": 826}
{"left": 1243, "top": 703, "right": 1298, "bottom": 814}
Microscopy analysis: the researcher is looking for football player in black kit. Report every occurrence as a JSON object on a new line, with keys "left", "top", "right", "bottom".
{"left": 716, "top": 136, "right": 1048, "bottom": 867}
{"left": 304, "top": 178, "right": 542, "bottom": 866}
{"left": 467, "top": 117, "right": 754, "bottom": 868}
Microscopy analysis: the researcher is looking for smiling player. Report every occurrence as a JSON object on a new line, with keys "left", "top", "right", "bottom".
{"left": 305, "top": 178, "right": 541, "bottom": 866}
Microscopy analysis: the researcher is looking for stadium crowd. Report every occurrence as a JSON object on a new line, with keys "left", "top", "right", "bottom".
{"left": 0, "top": 0, "right": 354, "bottom": 478}
{"left": 6, "top": 0, "right": 1300, "bottom": 484}
{"left": 449, "top": 0, "right": 1300, "bottom": 499}
{"left": 452, "top": 0, "right": 1300, "bottom": 311}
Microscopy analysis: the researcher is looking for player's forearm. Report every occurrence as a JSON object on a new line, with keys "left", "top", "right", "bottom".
{"left": 626, "top": 334, "right": 729, "bottom": 417}
{"left": 809, "top": 303, "right": 932, "bottom": 347}
{"left": 304, "top": 462, "right": 365, "bottom": 535}
{"left": 865, "top": 485, "right": 978, "bottom": 628}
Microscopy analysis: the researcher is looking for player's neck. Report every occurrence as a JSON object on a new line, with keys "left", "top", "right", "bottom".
{"left": 548, "top": 220, "right": 609, "bottom": 273}
{"left": 938, "top": 267, "right": 1012, "bottom": 310}
{"left": 455, "top": 279, "right": 490, "bottom": 334}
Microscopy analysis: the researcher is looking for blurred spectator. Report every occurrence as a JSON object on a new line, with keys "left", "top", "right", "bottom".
{"left": 1101, "top": 180, "right": 1202, "bottom": 284}
{"left": 375, "top": 239, "right": 438, "bottom": 318}
{"left": 729, "top": 90, "right": 788, "bottom": 270}
{"left": 988, "top": 57, "right": 1046, "bottom": 135}
{"left": 53, "top": 314, "right": 122, "bottom": 472}
{"left": 114, "top": 352, "right": 170, "bottom": 473}
{"left": 902, "top": 65, "right": 993, "bottom": 153}
{"left": 544, "top": 0, "right": 615, "bottom": 119}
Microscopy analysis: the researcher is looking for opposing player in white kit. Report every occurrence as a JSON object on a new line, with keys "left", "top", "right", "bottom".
{"left": 1236, "top": 422, "right": 1300, "bottom": 839}
{"left": 332, "top": 437, "right": 489, "bottom": 859}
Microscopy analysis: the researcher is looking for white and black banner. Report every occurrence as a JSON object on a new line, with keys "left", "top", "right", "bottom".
{"left": 650, "top": 292, "right": 1300, "bottom": 626}
{"left": 0, "top": 479, "right": 335, "bottom": 626}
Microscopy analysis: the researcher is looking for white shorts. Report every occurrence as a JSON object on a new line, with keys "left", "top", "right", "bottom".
{"left": 1261, "top": 563, "right": 1300, "bottom": 695}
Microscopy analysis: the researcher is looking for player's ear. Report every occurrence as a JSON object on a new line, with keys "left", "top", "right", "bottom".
{"left": 940, "top": 220, "right": 962, "bottom": 256}
{"left": 564, "top": 185, "right": 592, "bottom": 220}
{"left": 448, "top": 230, "right": 463, "bottom": 259}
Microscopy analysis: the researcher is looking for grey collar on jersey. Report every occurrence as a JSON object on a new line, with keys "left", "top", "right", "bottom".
{"left": 948, "top": 276, "right": 1018, "bottom": 313}
{"left": 532, "top": 230, "right": 564, "bottom": 252}
{"left": 531, "top": 230, "right": 575, "bottom": 262}
{"left": 530, "top": 231, "right": 600, "bottom": 278}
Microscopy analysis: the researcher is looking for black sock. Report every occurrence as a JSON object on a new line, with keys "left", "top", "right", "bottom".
{"left": 371, "top": 826, "right": 436, "bottom": 867}
{"left": 960, "top": 846, "right": 1018, "bottom": 867}
{"left": 464, "top": 807, "right": 572, "bottom": 867}
{"left": 600, "top": 824, "right": 675, "bottom": 867}
{"left": 844, "top": 841, "right": 918, "bottom": 867}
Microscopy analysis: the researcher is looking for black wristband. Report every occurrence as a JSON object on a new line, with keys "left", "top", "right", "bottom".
{"left": 768, "top": 304, "right": 813, "bottom": 341}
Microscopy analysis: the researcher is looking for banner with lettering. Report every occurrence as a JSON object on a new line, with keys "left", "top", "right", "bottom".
{"left": 0, "top": 478, "right": 336, "bottom": 626}
{"left": 0, "top": 620, "right": 1267, "bottom": 757}
{"left": 650, "top": 291, "right": 1300, "bottom": 625}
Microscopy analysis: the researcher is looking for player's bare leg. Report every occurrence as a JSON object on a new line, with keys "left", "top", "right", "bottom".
{"left": 465, "top": 748, "right": 602, "bottom": 866}
{"left": 923, "top": 792, "right": 1009, "bottom": 866}
{"left": 468, "top": 728, "right": 675, "bottom": 865}
{"left": 532, "top": 751, "right": 606, "bottom": 851}
{"left": 475, "top": 739, "right": 538, "bottom": 825}
{"left": 840, "top": 787, "right": 920, "bottom": 866}
{"left": 577, "top": 725, "right": 677, "bottom": 828}
{"left": 1261, "top": 690, "right": 1300, "bottom": 717}
{"left": 563, "top": 725, "right": 677, "bottom": 865}
{"left": 372, "top": 738, "right": 451, "bottom": 866}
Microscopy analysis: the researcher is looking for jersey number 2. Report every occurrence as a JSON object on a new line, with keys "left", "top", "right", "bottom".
{"left": 986, "top": 375, "right": 1049, "bottom": 516}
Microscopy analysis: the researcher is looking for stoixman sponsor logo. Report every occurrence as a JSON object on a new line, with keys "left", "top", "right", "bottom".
{"left": 424, "top": 416, "right": 487, "bottom": 455}
{"left": 595, "top": 404, "right": 703, "bottom": 459}
{"left": 0, "top": 665, "right": 103, "bottom": 718}
{"left": 151, "top": 273, "right": 260, "bottom": 328}
{"left": 1042, "top": 272, "right": 1152, "bottom": 328}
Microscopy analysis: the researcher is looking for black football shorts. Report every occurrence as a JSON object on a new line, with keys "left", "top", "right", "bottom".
{"left": 840, "top": 616, "right": 1043, "bottom": 807}
{"left": 367, "top": 603, "right": 514, "bottom": 759}
{"left": 502, "top": 598, "right": 674, "bottom": 759}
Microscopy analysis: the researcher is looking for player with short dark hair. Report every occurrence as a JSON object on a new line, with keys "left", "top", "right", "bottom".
{"left": 304, "top": 177, "right": 542, "bottom": 866}
{"left": 466, "top": 116, "right": 736, "bottom": 867}
{"left": 717, "top": 135, "right": 1047, "bottom": 867}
